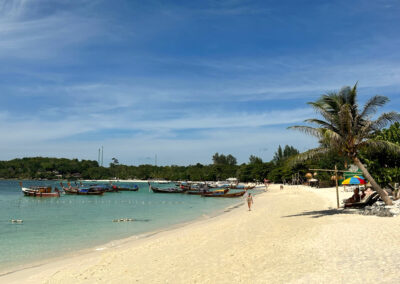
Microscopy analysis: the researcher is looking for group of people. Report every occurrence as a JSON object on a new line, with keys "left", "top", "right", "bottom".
{"left": 345, "top": 186, "right": 375, "bottom": 204}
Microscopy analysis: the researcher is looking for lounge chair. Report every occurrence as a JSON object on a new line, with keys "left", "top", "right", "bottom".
{"left": 344, "top": 192, "right": 380, "bottom": 209}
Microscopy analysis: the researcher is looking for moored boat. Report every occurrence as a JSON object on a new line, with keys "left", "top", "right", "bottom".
{"left": 186, "top": 188, "right": 229, "bottom": 195}
{"left": 110, "top": 183, "right": 139, "bottom": 191}
{"left": 89, "top": 183, "right": 118, "bottom": 192}
{"left": 61, "top": 182, "right": 104, "bottom": 195}
{"left": 202, "top": 190, "right": 246, "bottom": 198}
{"left": 148, "top": 183, "right": 187, "bottom": 193}
{"left": 19, "top": 182, "right": 60, "bottom": 197}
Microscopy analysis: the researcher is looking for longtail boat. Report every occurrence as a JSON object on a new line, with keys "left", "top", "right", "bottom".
{"left": 186, "top": 188, "right": 229, "bottom": 195}
{"left": 19, "top": 182, "right": 60, "bottom": 197}
{"left": 148, "top": 183, "right": 187, "bottom": 193}
{"left": 202, "top": 190, "right": 246, "bottom": 198}
{"left": 89, "top": 183, "right": 118, "bottom": 192}
{"left": 229, "top": 184, "right": 256, "bottom": 190}
{"left": 76, "top": 182, "right": 118, "bottom": 192}
{"left": 109, "top": 182, "right": 139, "bottom": 192}
{"left": 180, "top": 184, "right": 191, "bottom": 190}
{"left": 61, "top": 182, "right": 104, "bottom": 195}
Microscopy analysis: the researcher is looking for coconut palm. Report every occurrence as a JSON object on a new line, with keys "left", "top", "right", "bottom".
{"left": 289, "top": 84, "right": 400, "bottom": 205}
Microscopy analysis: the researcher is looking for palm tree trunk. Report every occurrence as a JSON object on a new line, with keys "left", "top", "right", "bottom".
{"left": 353, "top": 157, "right": 393, "bottom": 205}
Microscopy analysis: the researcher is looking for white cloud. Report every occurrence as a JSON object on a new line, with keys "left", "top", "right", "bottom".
{"left": 0, "top": 125, "right": 317, "bottom": 165}
{"left": 0, "top": 0, "right": 104, "bottom": 60}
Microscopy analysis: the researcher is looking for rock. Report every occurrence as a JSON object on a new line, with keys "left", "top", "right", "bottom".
{"left": 389, "top": 207, "right": 400, "bottom": 216}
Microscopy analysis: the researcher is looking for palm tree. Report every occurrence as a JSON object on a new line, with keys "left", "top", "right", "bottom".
{"left": 289, "top": 84, "right": 400, "bottom": 205}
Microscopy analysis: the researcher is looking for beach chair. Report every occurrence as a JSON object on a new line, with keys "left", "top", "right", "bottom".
{"left": 344, "top": 192, "right": 380, "bottom": 209}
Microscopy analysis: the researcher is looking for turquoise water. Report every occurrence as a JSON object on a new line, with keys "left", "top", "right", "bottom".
{"left": 0, "top": 180, "right": 244, "bottom": 272}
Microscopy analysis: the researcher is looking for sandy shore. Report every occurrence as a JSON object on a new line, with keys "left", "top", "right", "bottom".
{"left": 2, "top": 184, "right": 400, "bottom": 283}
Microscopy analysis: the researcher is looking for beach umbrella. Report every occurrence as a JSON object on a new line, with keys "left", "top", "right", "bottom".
{"left": 342, "top": 176, "right": 366, "bottom": 185}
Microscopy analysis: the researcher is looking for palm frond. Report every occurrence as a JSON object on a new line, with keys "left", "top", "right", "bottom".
{"left": 359, "top": 95, "right": 389, "bottom": 119}
{"left": 287, "top": 126, "right": 324, "bottom": 139}
{"left": 303, "top": 119, "right": 339, "bottom": 132}
{"left": 287, "top": 147, "right": 329, "bottom": 166}
{"left": 371, "top": 112, "right": 400, "bottom": 130}
{"left": 362, "top": 139, "right": 400, "bottom": 155}
{"left": 307, "top": 101, "right": 337, "bottom": 125}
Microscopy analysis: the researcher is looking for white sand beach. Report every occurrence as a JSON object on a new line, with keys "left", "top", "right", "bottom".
{"left": 2, "top": 184, "right": 400, "bottom": 284}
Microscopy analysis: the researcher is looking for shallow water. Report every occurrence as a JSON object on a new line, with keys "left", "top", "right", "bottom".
{"left": 0, "top": 180, "right": 244, "bottom": 271}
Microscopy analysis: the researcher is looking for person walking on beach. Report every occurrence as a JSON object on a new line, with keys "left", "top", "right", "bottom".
{"left": 247, "top": 193, "right": 254, "bottom": 211}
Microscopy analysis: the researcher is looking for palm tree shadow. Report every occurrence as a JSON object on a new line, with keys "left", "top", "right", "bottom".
{"left": 282, "top": 208, "right": 356, "bottom": 219}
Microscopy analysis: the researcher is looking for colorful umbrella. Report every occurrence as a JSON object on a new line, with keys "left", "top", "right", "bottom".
{"left": 342, "top": 176, "right": 366, "bottom": 185}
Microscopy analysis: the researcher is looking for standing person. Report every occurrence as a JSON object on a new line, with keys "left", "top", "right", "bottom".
{"left": 247, "top": 193, "right": 254, "bottom": 211}
{"left": 264, "top": 178, "right": 269, "bottom": 191}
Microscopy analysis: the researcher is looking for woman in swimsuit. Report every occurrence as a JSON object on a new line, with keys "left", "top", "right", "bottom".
{"left": 247, "top": 193, "right": 254, "bottom": 211}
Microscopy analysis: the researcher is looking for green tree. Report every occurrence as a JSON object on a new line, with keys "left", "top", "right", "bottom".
{"left": 273, "top": 145, "right": 299, "bottom": 164}
{"left": 249, "top": 155, "right": 263, "bottom": 164}
{"left": 361, "top": 122, "right": 400, "bottom": 185}
{"left": 290, "top": 84, "right": 400, "bottom": 205}
{"left": 212, "top": 153, "right": 237, "bottom": 166}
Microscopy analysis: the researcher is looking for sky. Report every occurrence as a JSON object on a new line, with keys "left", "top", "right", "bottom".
{"left": 0, "top": 0, "right": 400, "bottom": 166}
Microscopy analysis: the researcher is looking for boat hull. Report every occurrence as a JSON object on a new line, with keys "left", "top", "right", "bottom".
{"left": 186, "top": 189, "right": 229, "bottom": 195}
{"left": 22, "top": 188, "right": 60, "bottom": 197}
{"left": 63, "top": 187, "right": 104, "bottom": 195}
{"left": 202, "top": 191, "right": 246, "bottom": 198}
{"left": 116, "top": 187, "right": 139, "bottom": 192}
{"left": 150, "top": 185, "right": 186, "bottom": 194}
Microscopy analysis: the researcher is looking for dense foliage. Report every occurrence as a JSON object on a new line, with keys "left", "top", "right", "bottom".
{"left": 212, "top": 153, "right": 237, "bottom": 166}
{"left": 0, "top": 154, "right": 268, "bottom": 181}
{"left": 0, "top": 157, "right": 98, "bottom": 180}
{"left": 1, "top": 122, "right": 399, "bottom": 184}
{"left": 290, "top": 84, "right": 400, "bottom": 204}
{"left": 361, "top": 122, "right": 400, "bottom": 185}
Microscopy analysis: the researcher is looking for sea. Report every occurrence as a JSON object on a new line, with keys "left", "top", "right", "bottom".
{"left": 0, "top": 180, "right": 248, "bottom": 273}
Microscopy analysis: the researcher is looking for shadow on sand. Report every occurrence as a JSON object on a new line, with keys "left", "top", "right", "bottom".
{"left": 282, "top": 208, "right": 357, "bottom": 219}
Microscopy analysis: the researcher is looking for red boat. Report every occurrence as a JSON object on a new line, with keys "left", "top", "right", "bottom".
{"left": 19, "top": 182, "right": 60, "bottom": 197}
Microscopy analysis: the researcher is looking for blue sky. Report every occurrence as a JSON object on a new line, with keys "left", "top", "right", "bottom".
{"left": 1, "top": 0, "right": 400, "bottom": 165}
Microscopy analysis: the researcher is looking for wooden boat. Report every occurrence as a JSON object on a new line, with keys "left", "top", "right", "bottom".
{"left": 110, "top": 183, "right": 139, "bottom": 191}
{"left": 76, "top": 182, "right": 117, "bottom": 192}
{"left": 186, "top": 189, "right": 229, "bottom": 195}
{"left": 202, "top": 190, "right": 246, "bottom": 198}
{"left": 180, "top": 184, "right": 192, "bottom": 190}
{"left": 229, "top": 184, "right": 256, "bottom": 190}
{"left": 61, "top": 183, "right": 104, "bottom": 195}
{"left": 19, "top": 182, "right": 60, "bottom": 197}
{"left": 115, "top": 186, "right": 139, "bottom": 191}
{"left": 88, "top": 183, "right": 118, "bottom": 192}
{"left": 149, "top": 183, "right": 187, "bottom": 193}
{"left": 245, "top": 185, "right": 256, "bottom": 190}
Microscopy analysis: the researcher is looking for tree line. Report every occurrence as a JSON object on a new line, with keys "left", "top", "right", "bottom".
{"left": 1, "top": 123, "right": 399, "bottom": 184}
{"left": 1, "top": 125, "right": 399, "bottom": 184}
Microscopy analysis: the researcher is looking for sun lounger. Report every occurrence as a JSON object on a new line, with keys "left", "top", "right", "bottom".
{"left": 344, "top": 192, "right": 379, "bottom": 209}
